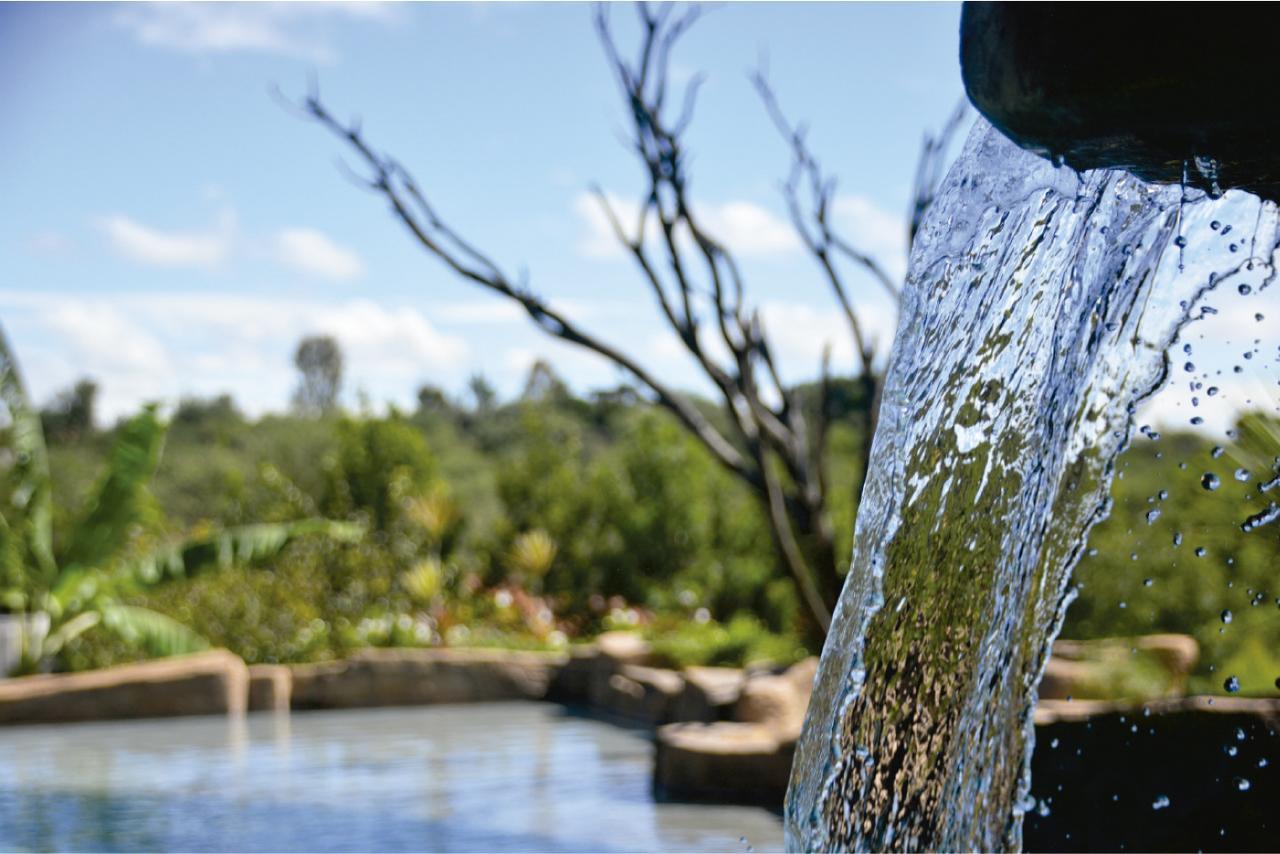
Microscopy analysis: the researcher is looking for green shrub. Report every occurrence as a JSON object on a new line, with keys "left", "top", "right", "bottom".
{"left": 647, "top": 614, "right": 807, "bottom": 670}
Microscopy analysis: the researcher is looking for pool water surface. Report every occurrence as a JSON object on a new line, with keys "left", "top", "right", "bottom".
{"left": 0, "top": 701, "right": 783, "bottom": 852}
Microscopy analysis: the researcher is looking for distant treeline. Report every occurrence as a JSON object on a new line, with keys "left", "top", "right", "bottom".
{"left": 29, "top": 359, "right": 1280, "bottom": 693}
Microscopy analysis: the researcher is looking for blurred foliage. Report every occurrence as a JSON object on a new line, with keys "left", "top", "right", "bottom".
{"left": 11, "top": 342, "right": 1278, "bottom": 686}
{"left": 1, "top": 330, "right": 359, "bottom": 674}
{"left": 1067, "top": 413, "right": 1280, "bottom": 696}
{"left": 647, "top": 614, "right": 809, "bottom": 670}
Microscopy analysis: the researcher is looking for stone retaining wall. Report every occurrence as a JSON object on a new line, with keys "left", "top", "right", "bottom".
{"left": 0, "top": 649, "right": 248, "bottom": 725}
{"left": 248, "top": 664, "right": 292, "bottom": 712}
{"left": 289, "top": 647, "right": 566, "bottom": 710}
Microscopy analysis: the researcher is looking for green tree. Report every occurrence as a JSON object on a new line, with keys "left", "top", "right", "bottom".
{"left": 40, "top": 378, "right": 98, "bottom": 442}
{"left": 293, "top": 334, "right": 344, "bottom": 415}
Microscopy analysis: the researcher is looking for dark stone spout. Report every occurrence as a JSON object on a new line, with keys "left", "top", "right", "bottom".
{"left": 961, "top": 2, "right": 1280, "bottom": 203}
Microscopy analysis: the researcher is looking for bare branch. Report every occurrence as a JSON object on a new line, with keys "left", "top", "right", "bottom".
{"left": 287, "top": 2, "right": 957, "bottom": 637}
{"left": 292, "top": 88, "right": 758, "bottom": 493}
{"left": 751, "top": 67, "right": 891, "bottom": 378}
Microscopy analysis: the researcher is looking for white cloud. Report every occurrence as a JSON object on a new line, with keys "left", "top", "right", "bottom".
{"left": 429, "top": 300, "right": 525, "bottom": 326}
{"left": 114, "top": 3, "right": 395, "bottom": 63}
{"left": 275, "top": 228, "right": 364, "bottom": 281}
{"left": 699, "top": 201, "right": 800, "bottom": 257}
{"left": 832, "top": 194, "right": 908, "bottom": 281}
{"left": 574, "top": 191, "right": 799, "bottom": 260}
{"left": 97, "top": 214, "right": 231, "bottom": 269}
{"left": 760, "top": 299, "right": 899, "bottom": 376}
{"left": 574, "top": 192, "right": 639, "bottom": 260}
{"left": 0, "top": 291, "right": 468, "bottom": 420}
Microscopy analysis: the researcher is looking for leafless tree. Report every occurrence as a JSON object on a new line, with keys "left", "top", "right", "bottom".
{"left": 284, "top": 3, "right": 965, "bottom": 637}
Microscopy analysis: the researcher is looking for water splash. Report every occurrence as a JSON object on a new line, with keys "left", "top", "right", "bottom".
{"left": 785, "top": 119, "right": 1278, "bottom": 851}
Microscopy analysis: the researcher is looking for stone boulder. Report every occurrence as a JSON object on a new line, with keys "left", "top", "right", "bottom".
{"left": 654, "top": 721, "right": 794, "bottom": 804}
{"left": 670, "top": 666, "right": 745, "bottom": 723}
{"left": 1039, "top": 634, "right": 1199, "bottom": 701}
{"left": 595, "top": 631, "right": 656, "bottom": 667}
{"left": 734, "top": 657, "right": 819, "bottom": 740}
{"left": 546, "top": 632, "right": 676, "bottom": 720}
{"left": 651, "top": 656, "right": 818, "bottom": 804}
{"left": 0, "top": 649, "right": 248, "bottom": 725}
{"left": 289, "top": 647, "right": 566, "bottom": 710}
{"left": 595, "top": 664, "right": 685, "bottom": 724}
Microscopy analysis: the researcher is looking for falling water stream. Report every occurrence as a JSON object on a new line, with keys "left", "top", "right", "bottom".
{"left": 785, "top": 119, "right": 1279, "bottom": 852}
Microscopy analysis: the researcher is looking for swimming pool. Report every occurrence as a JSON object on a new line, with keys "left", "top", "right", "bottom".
{"left": 0, "top": 701, "right": 783, "bottom": 852}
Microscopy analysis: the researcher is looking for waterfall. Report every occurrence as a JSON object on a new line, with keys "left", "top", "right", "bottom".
{"left": 785, "top": 119, "right": 1278, "bottom": 852}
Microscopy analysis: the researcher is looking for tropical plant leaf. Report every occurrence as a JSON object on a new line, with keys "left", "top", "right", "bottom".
{"left": 99, "top": 602, "right": 209, "bottom": 658}
{"left": 0, "top": 325, "right": 56, "bottom": 583}
{"left": 127, "top": 518, "right": 365, "bottom": 586}
{"left": 59, "top": 405, "right": 166, "bottom": 574}
{"left": 38, "top": 610, "right": 102, "bottom": 660}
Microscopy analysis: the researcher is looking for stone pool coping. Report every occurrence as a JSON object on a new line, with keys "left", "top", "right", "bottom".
{"left": 3, "top": 633, "right": 1277, "bottom": 812}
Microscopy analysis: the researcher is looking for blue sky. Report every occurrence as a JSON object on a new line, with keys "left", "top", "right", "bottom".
{"left": 2, "top": 2, "right": 970, "bottom": 420}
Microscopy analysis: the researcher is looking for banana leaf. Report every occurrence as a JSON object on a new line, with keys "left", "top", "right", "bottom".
{"left": 0, "top": 325, "right": 56, "bottom": 583}
{"left": 99, "top": 603, "right": 209, "bottom": 658}
{"left": 125, "top": 517, "right": 365, "bottom": 586}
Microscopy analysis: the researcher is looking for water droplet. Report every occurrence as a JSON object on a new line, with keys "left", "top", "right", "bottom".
{"left": 1191, "top": 416, "right": 1204, "bottom": 426}
{"left": 1202, "top": 473, "right": 1221, "bottom": 491}
{"left": 1225, "top": 744, "right": 1239, "bottom": 757}
{"left": 1195, "top": 546, "right": 1207, "bottom": 557}
{"left": 1183, "top": 361, "right": 1195, "bottom": 372}
{"left": 1145, "top": 509, "right": 1161, "bottom": 524}
{"left": 1174, "top": 235, "right": 1188, "bottom": 248}
{"left": 1211, "top": 220, "right": 1221, "bottom": 230}
{"left": 1222, "top": 609, "right": 1233, "bottom": 624}
{"left": 1260, "top": 758, "right": 1269, "bottom": 768}
{"left": 1235, "top": 468, "right": 1251, "bottom": 482}
{"left": 1224, "top": 676, "right": 1240, "bottom": 693}
{"left": 1212, "top": 446, "right": 1226, "bottom": 459}
{"left": 1152, "top": 794, "right": 1171, "bottom": 810}
{"left": 1173, "top": 532, "right": 1184, "bottom": 547}
{"left": 1235, "top": 777, "right": 1251, "bottom": 792}
{"left": 1235, "top": 727, "right": 1247, "bottom": 742}
{"left": 1143, "top": 578, "right": 1154, "bottom": 587}
{"left": 1238, "top": 283, "right": 1253, "bottom": 296}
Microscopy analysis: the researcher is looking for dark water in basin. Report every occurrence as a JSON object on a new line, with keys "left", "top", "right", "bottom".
{"left": 0, "top": 702, "right": 783, "bottom": 852}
